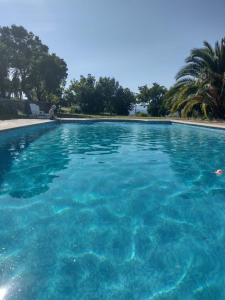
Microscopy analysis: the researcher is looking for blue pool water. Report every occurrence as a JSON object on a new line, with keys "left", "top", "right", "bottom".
{"left": 0, "top": 122, "right": 225, "bottom": 299}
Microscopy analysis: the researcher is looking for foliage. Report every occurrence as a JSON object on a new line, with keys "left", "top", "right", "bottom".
{"left": 65, "top": 75, "right": 103, "bottom": 114}
{"left": 0, "top": 25, "right": 67, "bottom": 102}
{"left": 0, "top": 42, "right": 10, "bottom": 98}
{"left": 112, "top": 87, "right": 135, "bottom": 115}
{"left": 137, "top": 83, "right": 167, "bottom": 116}
{"left": 135, "top": 112, "right": 148, "bottom": 117}
{"left": 170, "top": 39, "right": 225, "bottom": 118}
{"left": 64, "top": 75, "right": 135, "bottom": 115}
{"left": 95, "top": 77, "right": 119, "bottom": 113}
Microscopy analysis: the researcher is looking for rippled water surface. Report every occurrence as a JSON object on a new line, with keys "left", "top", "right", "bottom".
{"left": 1, "top": 122, "right": 225, "bottom": 299}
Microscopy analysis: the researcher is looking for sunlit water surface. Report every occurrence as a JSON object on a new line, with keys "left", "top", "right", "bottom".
{"left": 0, "top": 122, "right": 225, "bottom": 300}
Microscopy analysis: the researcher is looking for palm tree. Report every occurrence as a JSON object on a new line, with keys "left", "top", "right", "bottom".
{"left": 171, "top": 38, "right": 225, "bottom": 118}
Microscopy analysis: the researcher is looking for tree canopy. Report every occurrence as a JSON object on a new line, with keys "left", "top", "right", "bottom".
{"left": 0, "top": 25, "right": 67, "bottom": 102}
{"left": 64, "top": 75, "right": 135, "bottom": 115}
{"left": 137, "top": 83, "right": 168, "bottom": 116}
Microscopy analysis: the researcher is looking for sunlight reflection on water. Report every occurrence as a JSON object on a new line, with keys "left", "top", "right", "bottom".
{"left": 0, "top": 286, "right": 8, "bottom": 300}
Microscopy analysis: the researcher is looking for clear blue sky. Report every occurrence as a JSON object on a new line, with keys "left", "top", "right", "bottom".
{"left": 0, "top": 0, "right": 224, "bottom": 91}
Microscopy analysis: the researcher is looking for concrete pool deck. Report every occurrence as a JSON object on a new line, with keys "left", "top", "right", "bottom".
{"left": 0, "top": 118, "right": 54, "bottom": 132}
{"left": 1, "top": 117, "right": 225, "bottom": 132}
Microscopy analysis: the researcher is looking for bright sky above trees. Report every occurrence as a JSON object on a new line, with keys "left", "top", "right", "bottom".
{"left": 0, "top": 0, "right": 224, "bottom": 91}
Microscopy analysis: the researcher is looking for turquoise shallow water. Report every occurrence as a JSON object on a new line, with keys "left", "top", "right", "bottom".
{"left": 0, "top": 122, "right": 225, "bottom": 299}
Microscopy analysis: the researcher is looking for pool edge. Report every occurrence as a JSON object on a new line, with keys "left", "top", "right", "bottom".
{"left": 1, "top": 118, "right": 225, "bottom": 132}
{"left": 0, "top": 119, "right": 57, "bottom": 134}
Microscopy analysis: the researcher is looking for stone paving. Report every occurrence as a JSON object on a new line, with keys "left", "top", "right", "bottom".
{"left": 0, "top": 118, "right": 54, "bottom": 132}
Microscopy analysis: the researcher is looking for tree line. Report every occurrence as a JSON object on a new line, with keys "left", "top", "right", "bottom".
{"left": 0, "top": 25, "right": 225, "bottom": 118}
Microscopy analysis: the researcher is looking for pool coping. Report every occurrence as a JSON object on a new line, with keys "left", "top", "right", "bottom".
{"left": 1, "top": 118, "right": 225, "bottom": 132}
{"left": 58, "top": 118, "right": 225, "bottom": 130}
{"left": 0, "top": 119, "right": 56, "bottom": 133}
{"left": 58, "top": 118, "right": 172, "bottom": 124}
{"left": 171, "top": 119, "right": 225, "bottom": 130}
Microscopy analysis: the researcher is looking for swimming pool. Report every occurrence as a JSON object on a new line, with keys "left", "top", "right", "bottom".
{"left": 0, "top": 121, "right": 225, "bottom": 299}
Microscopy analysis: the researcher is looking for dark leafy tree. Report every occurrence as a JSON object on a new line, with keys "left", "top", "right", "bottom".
{"left": 137, "top": 83, "right": 167, "bottom": 116}
{"left": 31, "top": 53, "right": 67, "bottom": 102}
{"left": 0, "top": 25, "right": 67, "bottom": 102}
{"left": 65, "top": 75, "right": 104, "bottom": 114}
{"left": 0, "top": 42, "right": 10, "bottom": 98}
{"left": 96, "top": 77, "right": 119, "bottom": 114}
{"left": 113, "top": 87, "right": 135, "bottom": 115}
{"left": 64, "top": 75, "right": 135, "bottom": 115}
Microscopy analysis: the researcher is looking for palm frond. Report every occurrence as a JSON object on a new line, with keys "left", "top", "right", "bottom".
{"left": 203, "top": 41, "right": 214, "bottom": 55}
{"left": 176, "top": 64, "right": 202, "bottom": 80}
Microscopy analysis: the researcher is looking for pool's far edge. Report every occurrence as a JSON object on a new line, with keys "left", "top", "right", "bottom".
{"left": 1, "top": 118, "right": 225, "bottom": 133}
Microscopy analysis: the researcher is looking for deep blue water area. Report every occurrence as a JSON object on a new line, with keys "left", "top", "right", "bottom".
{"left": 0, "top": 122, "right": 225, "bottom": 299}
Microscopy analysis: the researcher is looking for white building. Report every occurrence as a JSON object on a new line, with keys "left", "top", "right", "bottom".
{"left": 129, "top": 103, "right": 148, "bottom": 115}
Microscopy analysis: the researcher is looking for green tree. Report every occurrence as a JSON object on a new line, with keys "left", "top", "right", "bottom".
{"left": 65, "top": 75, "right": 104, "bottom": 114}
{"left": 96, "top": 77, "right": 119, "bottom": 114}
{"left": 0, "top": 25, "right": 67, "bottom": 102}
{"left": 31, "top": 53, "right": 67, "bottom": 102}
{"left": 96, "top": 77, "right": 135, "bottom": 115}
{"left": 137, "top": 83, "right": 167, "bottom": 116}
{"left": 171, "top": 38, "right": 225, "bottom": 118}
{"left": 64, "top": 75, "right": 135, "bottom": 115}
{"left": 0, "top": 25, "right": 48, "bottom": 99}
{"left": 113, "top": 87, "right": 135, "bottom": 115}
{"left": 0, "top": 42, "right": 10, "bottom": 98}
